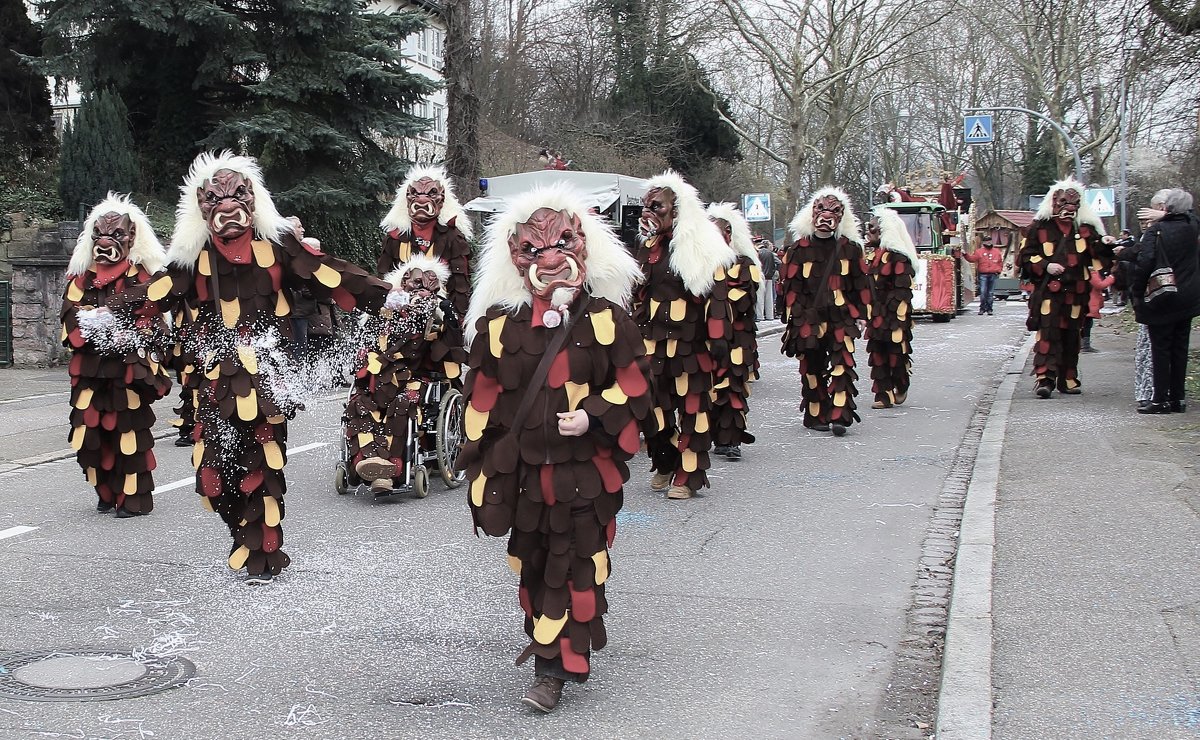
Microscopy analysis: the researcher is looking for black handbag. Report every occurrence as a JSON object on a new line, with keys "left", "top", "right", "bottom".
{"left": 1144, "top": 232, "right": 1178, "bottom": 304}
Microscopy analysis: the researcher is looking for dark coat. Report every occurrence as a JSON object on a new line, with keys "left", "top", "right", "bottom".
{"left": 1131, "top": 212, "right": 1200, "bottom": 325}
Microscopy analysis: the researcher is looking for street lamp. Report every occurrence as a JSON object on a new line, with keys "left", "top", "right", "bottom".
{"left": 1118, "top": 38, "right": 1142, "bottom": 232}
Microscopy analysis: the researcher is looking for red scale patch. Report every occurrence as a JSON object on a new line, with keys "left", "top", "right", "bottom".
{"left": 617, "top": 420, "right": 640, "bottom": 456}
{"left": 200, "top": 467, "right": 222, "bottom": 497}
{"left": 539, "top": 465, "right": 557, "bottom": 506}
{"left": 559, "top": 637, "right": 590, "bottom": 675}
{"left": 101, "top": 412, "right": 118, "bottom": 432}
{"left": 240, "top": 469, "right": 264, "bottom": 493}
{"left": 547, "top": 350, "right": 570, "bottom": 388}
{"left": 593, "top": 452, "right": 624, "bottom": 493}
{"left": 569, "top": 585, "right": 597, "bottom": 622}
{"left": 471, "top": 373, "right": 501, "bottom": 412}
{"left": 615, "top": 363, "right": 649, "bottom": 397}
{"left": 262, "top": 523, "right": 281, "bottom": 553}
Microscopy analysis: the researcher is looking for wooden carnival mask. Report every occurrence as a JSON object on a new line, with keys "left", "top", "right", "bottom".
{"left": 812, "top": 194, "right": 845, "bottom": 237}
{"left": 401, "top": 265, "right": 440, "bottom": 299}
{"left": 91, "top": 212, "right": 134, "bottom": 265}
{"left": 508, "top": 207, "right": 588, "bottom": 302}
{"left": 864, "top": 217, "right": 882, "bottom": 248}
{"left": 639, "top": 186, "right": 677, "bottom": 238}
{"left": 407, "top": 177, "right": 445, "bottom": 225}
{"left": 197, "top": 168, "right": 255, "bottom": 240}
{"left": 1051, "top": 187, "right": 1081, "bottom": 221}
{"left": 710, "top": 217, "right": 733, "bottom": 246}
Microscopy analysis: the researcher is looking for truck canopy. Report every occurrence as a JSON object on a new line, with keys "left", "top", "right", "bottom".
{"left": 464, "top": 171, "right": 649, "bottom": 214}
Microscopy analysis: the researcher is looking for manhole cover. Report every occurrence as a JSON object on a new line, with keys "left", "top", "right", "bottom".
{"left": 0, "top": 648, "right": 195, "bottom": 702}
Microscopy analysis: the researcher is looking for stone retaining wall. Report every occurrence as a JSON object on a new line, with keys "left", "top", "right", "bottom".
{"left": 10, "top": 258, "right": 70, "bottom": 368}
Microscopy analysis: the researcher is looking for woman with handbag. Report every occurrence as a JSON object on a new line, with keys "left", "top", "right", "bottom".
{"left": 1131, "top": 188, "right": 1200, "bottom": 414}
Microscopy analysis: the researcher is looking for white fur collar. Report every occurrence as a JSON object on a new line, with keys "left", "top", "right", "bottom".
{"left": 871, "top": 205, "right": 918, "bottom": 264}
{"left": 68, "top": 193, "right": 166, "bottom": 276}
{"left": 167, "top": 151, "right": 291, "bottom": 270}
{"left": 706, "top": 202, "right": 762, "bottom": 277}
{"left": 383, "top": 252, "right": 450, "bottom": 293}
{"left": 1034, "top": 178, "right": 1106, "bottom": 234}
{"left": 379, "top": 164, "right": 474, "bottom": 240}
{"left": 645, "top": 171, "right": 736, "bottom": 295}
{"left": 788, "top": 186, "right": 864, "bottom": 245}
{"left": 465, "top": 183, "right": 643, "bottom": 343}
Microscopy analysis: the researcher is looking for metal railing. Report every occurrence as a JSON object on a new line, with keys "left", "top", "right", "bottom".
{"left": 0, "top": 280, "right": 11, "bottom": 366}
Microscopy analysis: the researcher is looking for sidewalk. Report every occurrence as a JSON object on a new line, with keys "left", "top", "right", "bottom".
{"left": 941, "top": 311, "right": 1200, "bottom": 739}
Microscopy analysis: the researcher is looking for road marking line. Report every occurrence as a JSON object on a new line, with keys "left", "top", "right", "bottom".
{"left": 152, "top": 441, "right": 331, "bottom": 494}
{"left": 0, "top": 525, "right": 38, "bottom": 541}
{"left": 0, "top": 392, "right": 68, "bottom": 406}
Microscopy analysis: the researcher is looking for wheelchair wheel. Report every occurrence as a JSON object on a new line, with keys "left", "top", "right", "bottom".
{"left": 413, "top": 466, "right": 429, "bottom": 498}
{"left": 334, "top": 462, "right": 351, "bottom": 495}
{"left": 436, "top": 388, "right": 466, "bottom": 488}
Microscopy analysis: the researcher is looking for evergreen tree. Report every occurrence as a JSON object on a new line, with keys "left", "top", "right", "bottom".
{"left": 0, "top": 0, "right": 55, "bottom": 160}
{"left": 38, "top": 0, "right": 437, "bottom": 260}
{"left": 1021, "top": 125, "right": 1058, "bottom": 202}
{"left": 58, "top": 89, "right": 137, "bottom": 219}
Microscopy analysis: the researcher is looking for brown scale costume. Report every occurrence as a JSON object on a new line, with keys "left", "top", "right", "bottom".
{"left": 864, "top": 206, "right": 917, "bottom": 409}
{"left": 343, "top": 255, "right": 467, "bottom": 490}
{"left": 705, "top": 202, "right": 761, "bottom": 456}
{"left": 779, "top": 187, "right": 872, "bottom": 432}
{"left": 123, "top": 152, "right": 395, "bottom": 580}
{"left": 377, "top": 165, "right": 474, "bottom": 319}
{"left": 61, "top": 195, "right": 171, "bottom": 516}
{"left": 458, "top": 185, "right": 656, "bottom": 708}
{"left": 1017, "top": 179, "right": 1112, "bottom": 397}
{"left": 632, "top": 172, "right": 737, "bottom": 497}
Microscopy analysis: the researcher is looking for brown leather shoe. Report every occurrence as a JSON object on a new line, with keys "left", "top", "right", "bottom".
{"left": 370, "top": 478, "right": 393, "bottom": 495}
{"left": 649, "top": 472, "right": 672, "bottom": 491}
{"left": 892, "top": 391, "right": 907, "bottom": 405}
{"left": 666, "top": 484, "right": 693, "bottom": 500}
{"left": 521, "top": 676, "right": 564, "bottom": 713}
{"left": 356, "top": 457, "right": 397, "bottom": 482}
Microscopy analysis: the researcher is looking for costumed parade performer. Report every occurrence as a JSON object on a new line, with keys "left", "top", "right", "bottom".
{"left": 377, "top": 165, "right": 474, "bottom": 319}
{"left": 705, "top": 202, "right": 761, "bottom": 460}
{"left": 1017, "top": 178, "right": 1113, "bottom": 398}
{"left": 62, "top": 194, "right": 171, "bottom": 517}
{"left": 632, "top": 171, "right": 736, "bottom": 499}
{"left": 121, "top": 151, "right": 397, "bottom": 583}
{"left": 864, "top": 205, "right": 917, "bottom": 409}
{"left": 458, "top": 185, "right": 657, "bottom": 713}
{"left": 344, "top": 254, "right": 466, "bottom": 494}
{"left": 779, "top": 187, "right": 872, "bottom": 436}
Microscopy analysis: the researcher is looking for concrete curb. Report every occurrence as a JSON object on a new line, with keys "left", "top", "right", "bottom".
{"left": 757, "top": 322, "right": 785, "bottom": 338}
{"left": 935, "top": 330, "right": 1034, "bottom": 740}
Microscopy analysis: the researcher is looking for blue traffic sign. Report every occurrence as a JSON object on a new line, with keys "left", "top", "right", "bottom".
{"left": 1085, "top": 187, "right": 1115, "bottom": 217}
{"left": 742, "top": 193, "right": 772, "bottom": 223}
{"left": 963, "top": 115, "right": 994, "bottom": 144}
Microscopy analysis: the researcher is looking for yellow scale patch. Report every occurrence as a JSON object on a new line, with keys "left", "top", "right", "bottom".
{"left": 730, "top": 347, "right": 743, "bottom": 365}
{"left": 275, "top": 291, "right": 290, "bottom": 317}
{"left": 593, "top": 551, "right": 610, "bottom": 585}
{"left": 892, "top": 328, "right": 904, "bottom": 343}
{"left": 147, "top": 275, "right": 173, "bottom": 302}
{"left": 251, "top": 241, "right": 275, "bottom": 267}
{"left": 398, "top": 242, "right": 412, "bottom": 262}
{"left": 533, "top": 613, "right": 568, "bottom": 645}
{"left": 444, "top": 362, "right": 461, "bottom": 380}
{"left": 229, "top": 545, "right": 250, "bottom": 570}
{"left": 666, "top": 339, "right": 678, "bottom": 356}
{"left": 832, "top": 390, "right": 847, "bottom": 408}
{"left": 1070, "top": 305, "right": 1082, "bottom": 319}
{"left": 238, "top": 346, "right": 259, "bottom": 374}
{"left": 831, "top": 364, "right": 844, "bottom": 377}
{"left": 729, "top": 288, "right": 746, "bottom": 302}
{"left": 75, "top": 388, "right": 94, "bottom": 409}
{"left": 127, "top": 390, "right": 143, "bottom": 412}
{"left": 808, "top": 401, "right": 821, "bottom": 417}
{"left": 263, "top": 441, "right": 285, "bottom": 470}
{"left": 201, "top": 497, "right": 215, "bottom": 512}
{"left": 833, "top": 290, "right": 845, "bottom": 307}
{"left": 313, "top": 264, "right": 342, "bottom": 288}
{"left": 843, "top": 337, "right": 854, "bottom": 353}
{"left": 694, "top": 412, "right": 709, "bottom": 434}
{"left": 192, "top": 440, "right": 205, "bottom": 468}
{"left": 1075, "top": 238, "right": 1087, "bottom": 253}
{"left": 643, "top": 338, "right": 656, "bottom": 355}
{"left": 220, "top": 299, "right": 240, "bottom": 329}
{"left": 507, "top": 553, "right": 521, "bottom": 574}
{"left": 839, "top": 259, "right": 849, "bottom": 274}
{"left": 86, "top": 467, "right": 98, "bottom": 485}
{"left": 67, "top": 282, "right": 85, "bottom": 302}
{"left": 803, "top": 263, "right": 813, "bottom": 278}
{"left": 601, "top": 385, "right": 628, "bottom": 404}
{"left": 464, "top": 405, "right": 488, "bottom": 441}
{"left": 897, "top": 302, "right": 909, "bottom": 320}
{"left": 198, "top": 252, "right": 212, "bottom": 276}
{"left": 488, "top": 316, "right": 506, "bottom": 358}
{"left": 236, "top": 390, "right": 258, "bottom": 422}
{"left": 681, "top": 449, "right": 698, "bottom": 472}
{"left": 264, "top": 496, "right": 281, "bottom": 526}
{"left": 1040, "top": 299, "right": 1051, "bottom": 316}
{"left": 123, "top": 473, "right": 138, "bottom": 495}
{"left": 591, "top": 310, "right": 615, "bottom": 345}
{"left": 120, "top": 430, "right": 137, "bottom": 455}
{"left": 674, "top": 374, "right": 690, "bottom": 397}
{"left": 471, "top": 474, "right": 488, "bottom": 507}
{"left": 1042, "top": 242, "right": 1054, "bottom": 257}
{"left": 750, "top": 264, "right": 763, "bottom": 282}
{"left": 669, "top": 299, "right": 687, "bottom": 322}
{"left": 564, "top": 382, "right": 589, "bottom": 411}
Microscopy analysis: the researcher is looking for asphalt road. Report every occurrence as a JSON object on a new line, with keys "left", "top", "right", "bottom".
{"left": 0, "top": 303, "right": 1027, "bottom": 740}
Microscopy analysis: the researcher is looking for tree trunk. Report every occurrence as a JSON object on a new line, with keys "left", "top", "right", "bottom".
{"left": 443, "top": 0, "right": 481, "bottom": 204}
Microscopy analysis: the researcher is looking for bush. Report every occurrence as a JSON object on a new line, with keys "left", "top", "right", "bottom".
{"left": 0, "top": 166, "right": 60, "bottom": 232}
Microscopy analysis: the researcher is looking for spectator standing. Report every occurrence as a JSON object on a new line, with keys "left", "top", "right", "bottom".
{"left": 1131, "top": 189, "right": 1200, "bottom": 414}
{"left": 954, "top": 236, "right": 1005, "bottom": 315}
{"left": 756, "top": 238, "right": 780, "bottom": 322}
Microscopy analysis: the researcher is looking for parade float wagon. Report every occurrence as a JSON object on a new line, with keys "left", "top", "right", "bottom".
{"left": 879, "top": 201, "right": 963, "bottom": 322}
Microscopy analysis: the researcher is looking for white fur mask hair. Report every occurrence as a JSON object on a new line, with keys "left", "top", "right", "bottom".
{"left": 706, "top": 202, "right": 761, "bottom": 274}
{"left": 870, "top": 205, "right": 918, "bottom": 264}
{"left": 1034, "top": 178, "right": 1106, "bottom": 234}
{"left": 789, "top": 186, "right": 863, "bottom": 244}
{"left": 383, "top": 252, "right": 451, "bottom": 294}
{"left": 465, "top": 183, "right": 641, "bottom": 343}
{"left": 644, "top": 170, "right": 736, "bottom": 295}
{"left": 167, "top": 150, "right": 290, "bottom": 269}
{"left": 380, "top": 164, "right": 474, "bottom": 240}
{"left": 69, "top": 192, "right": 166, "bottom": 276}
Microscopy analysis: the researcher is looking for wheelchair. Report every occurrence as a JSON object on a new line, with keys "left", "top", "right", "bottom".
{"left": 333, "top": 374, "right": 466, "bottom": 498}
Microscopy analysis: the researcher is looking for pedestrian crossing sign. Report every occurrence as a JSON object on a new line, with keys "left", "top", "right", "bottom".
{"left": 743, "top": 193, "right": 771, "bottom": 222}
{"left": 1085, "top": 187, "right": 1115, "bottom": 217}
{"left": 963, "top": 115, "right": 994, "bottom": 144}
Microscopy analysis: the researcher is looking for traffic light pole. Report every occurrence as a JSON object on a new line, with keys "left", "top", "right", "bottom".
{"left": 964, "top": 106, "right": 1083, "bottom": 183}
